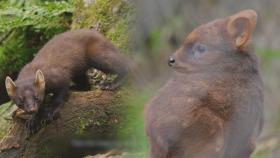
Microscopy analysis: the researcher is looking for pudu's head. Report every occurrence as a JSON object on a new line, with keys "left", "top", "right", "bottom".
{"left": 168, "top": 10, "right": 258, "bottom": 74}
{"left": 5, "top": 70, "right": 45, "bottom": 114}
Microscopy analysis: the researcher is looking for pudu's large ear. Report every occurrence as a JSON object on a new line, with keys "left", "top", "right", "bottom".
{"left": 35, "top": 69, "right": 45, "bottom": 91}
{"left": 227, "top": 10, "right": 257, "bottom": 49}
{"left": 5, "top": 76, "right": 16, "bottom": 97}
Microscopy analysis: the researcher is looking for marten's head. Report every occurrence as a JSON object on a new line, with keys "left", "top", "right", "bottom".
{"left": 168, "top": 10, "right": 258, "bottom": 74}
{"left": 5, "top": 70, "right": 45, "bottom": 114}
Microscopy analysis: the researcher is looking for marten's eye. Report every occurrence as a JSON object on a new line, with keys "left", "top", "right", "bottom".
{"left": 16, "top": 97, "right": 24, "bottom": 107}
{"left": 19, "top": 97, "right": 24, "bottom": 103}
{"left": 193, "top": 43, "right": 207, "bottom": 58}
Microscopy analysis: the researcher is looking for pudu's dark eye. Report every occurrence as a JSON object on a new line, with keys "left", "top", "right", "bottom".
{"left": 193, "top": 43, "right": 207, "bottom": 58}
{"left": 197, "top": 44, "right": 206, "bottom": 53}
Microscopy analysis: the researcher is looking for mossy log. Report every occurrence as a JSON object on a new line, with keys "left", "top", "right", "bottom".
{"left": 0, "top": 89, "right": 129, "bottom": 158}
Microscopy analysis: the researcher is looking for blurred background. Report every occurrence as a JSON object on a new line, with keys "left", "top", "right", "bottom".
{"left": 0, "top": 0, "right": 280, "bottom": 158}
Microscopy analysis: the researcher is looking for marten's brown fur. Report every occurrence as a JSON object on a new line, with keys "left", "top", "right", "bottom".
{"left": 145, "top": 10, "right": 263, "bottom": 158}
{"left": 5, "top": 29, "right": 129, "bottom": 134}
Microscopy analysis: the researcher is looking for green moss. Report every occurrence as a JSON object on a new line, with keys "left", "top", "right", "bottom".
{"left": 71, "top": 0, "right": 133, "bottom": 52}
{"left": 107, "top": 18, "right": 130, "bottom": 52}
{"left": 75, "top": 116, "right": 94, "bottom": 135}
{"left": 0, "top": 102, "right": 14, "bottom": 139}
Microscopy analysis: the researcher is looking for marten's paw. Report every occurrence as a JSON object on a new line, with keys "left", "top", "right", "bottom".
{"left": 25, "top": 116, "right": 42, "bottom": 137}
{"left": 98, "top": 81, "right": 119, "bottom": 90}
{"left": 46, "top": 110, "right": 61, "bottom": 121}
{"left": 12, "top": 108, "right": 30, "bottom": 120}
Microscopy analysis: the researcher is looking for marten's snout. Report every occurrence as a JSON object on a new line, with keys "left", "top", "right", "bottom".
{"left": 25, "top": 106, "right": 38, "bottom": 114}
{"left": 24, "top": 102, "right": 39, "bottom": 114}
{"left": 168, "top": 57, "right": 176, "bottom": 67}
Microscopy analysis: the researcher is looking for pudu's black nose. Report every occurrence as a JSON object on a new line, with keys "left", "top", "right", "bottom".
{"left": 168, "top": 57, "right": 176, "bottom": 67}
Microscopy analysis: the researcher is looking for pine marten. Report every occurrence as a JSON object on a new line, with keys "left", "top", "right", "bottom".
{"left": 5, "top": 29, "right": 129, "bottom": 134}
{"left": 145, "top": 10, "right": 264, "bottom": 158}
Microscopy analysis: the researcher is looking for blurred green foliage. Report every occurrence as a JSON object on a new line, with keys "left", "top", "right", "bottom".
{"left": 0, "top": 0, "right": 73, "bottom": 103}
{"left": 0, "top": 1, "right": 73, "bottom": 32}
{"left": 0, "top": 0, "right": 73, "bottom": 76}
{"left": 252, "top": 151, "right": 270, "bottom": 158}
{"left": 256, "top": 49, "right": 280, "bottom": 60}
{"left": 115, "top": 83, "right": 163, "bottom": 157}
{"left": 121, "top": 89, "right": 150, "bottom": 152}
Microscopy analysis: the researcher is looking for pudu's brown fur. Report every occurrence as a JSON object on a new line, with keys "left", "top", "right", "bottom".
{"left": 5, "top": 29, "right": 129, "bottom": 134}
{"left": 145, "top": 10, "right": 263, "bottom": 158}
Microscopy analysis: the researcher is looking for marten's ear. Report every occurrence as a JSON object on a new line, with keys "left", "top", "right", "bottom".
{"left": 227, "top": 10, "right": 257, "bottom": 49}
{"left": 35, "top": 70, "right": 45, "bottom": 91}
{"left": 5, "top": 76, "right": 16, "bottom": 97}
